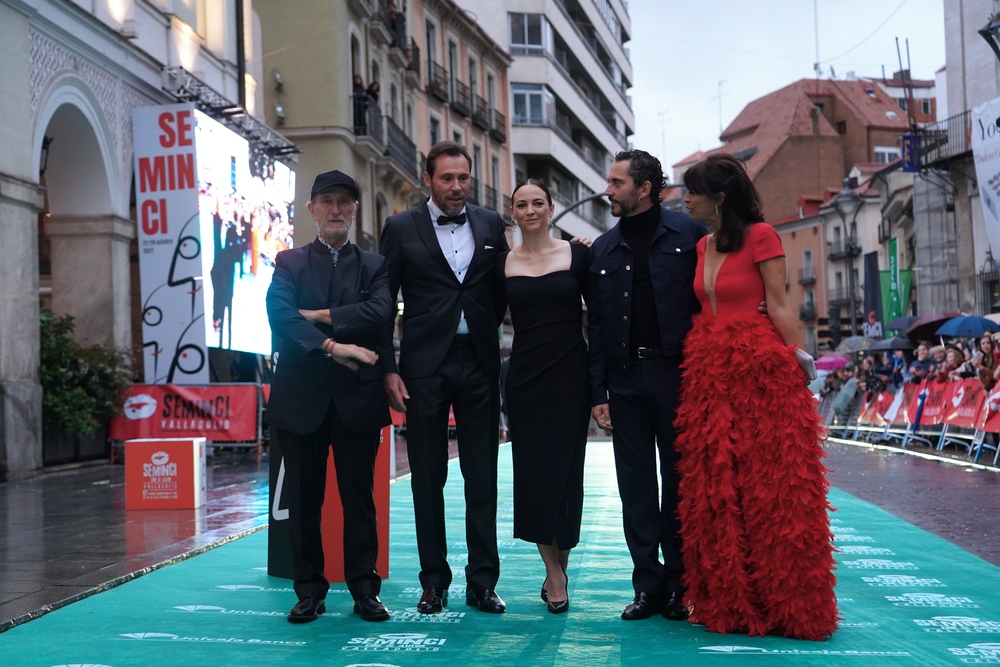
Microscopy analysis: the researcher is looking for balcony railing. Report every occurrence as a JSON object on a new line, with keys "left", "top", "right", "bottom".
{"left": 800, "top": 303, "right": 817, "bottom": 321}
{"left": 406, "top": 39, "right": 420, "bottom": 79}
{"left": 428, "top": 63, "right": 449, "bottom": 102}
{"left": 490, "top": 109, "right": 507, "bottom": 144}
{"left": 386, "top": 117, "right": 418, "bottom": 180}
{"left": 828, "top": 288, "right": 859, "bottom": 305}
{"left": 828, "top": 239, "right": 861, "bottom": 259}
{"left": 483, "top": 183, "right": 498, "bottom": 212}
{"left": 798, "top": 268, "right": 817, "bottom": 285}
{"left": 468, "top": 176, "right": 481, "bottom": 206}
{"left": 472, "top": 95, "right": 490, "bottom": 130}
{"left": 351, "top": 93, "right": 384, "bottom": 150}
{"left": 915, "top": 109, "right": 971, "bottom": 169}
{"left": 450, "top": 79, "right": 470, "bottom": 117}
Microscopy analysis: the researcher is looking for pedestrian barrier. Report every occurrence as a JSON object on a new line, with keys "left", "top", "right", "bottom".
{"left": 829, "top": 378, "right": 1000, "bottom": 466}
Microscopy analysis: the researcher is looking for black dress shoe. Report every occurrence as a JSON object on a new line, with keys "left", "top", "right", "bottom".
{"left": 353, "top": 594, "right": 391, "bottom": 621}
{"left": 661, "top": 591, "right": 689, "bottom": 621}
{"left": 621, "top": 592, "right": 661, "bottom": 621}
{"left": 287, "top": 596, "right": 325, "bottom": 623}
{"left": 417, "top": 587, "right": 448, "bottom": 614}
{"left": 466, "top": 588, "right": 506, "bottom": 613}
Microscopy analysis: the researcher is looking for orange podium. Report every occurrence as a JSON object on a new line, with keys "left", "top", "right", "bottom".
{"left": 125, "top": 438, "right": 207, "bottom": 510}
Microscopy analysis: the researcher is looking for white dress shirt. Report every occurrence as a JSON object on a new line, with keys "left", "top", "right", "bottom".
{"left": 426, "top": 198, "right": 473, "bottom": 334}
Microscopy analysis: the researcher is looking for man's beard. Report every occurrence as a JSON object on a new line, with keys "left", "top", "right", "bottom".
{"left": 610, "top": 198, "right": 637, "bottom": 218}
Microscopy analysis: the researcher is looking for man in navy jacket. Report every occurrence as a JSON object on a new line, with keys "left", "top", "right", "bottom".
{"left": 588, "top": 150, "right": 708, "bottom": 622}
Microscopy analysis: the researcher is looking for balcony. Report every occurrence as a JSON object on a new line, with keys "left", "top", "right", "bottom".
{"left": 405, "top": 39, "right": 421, "bottom": 86}
{"left": 373, "top": 7, "right": 407, "bottom": 51}
{"left": 385, "top": 117, "right": 418, "bottom": 180}
{"left": 828, "top": 239, "right": 861, "bottom": 260}
{"left": 490, "top": 109, "right": 507, "bottom": 144}
{"left": 799, "top": 303, "right": 817, "bottom": 321}
{"left": 915, "top": 109, "right": 971, "bottom": 169}
{"left": 351, "top": 93, "right": 384, "bottom": 158}
{"left": 428, "top": 62, "right": 449, "bottom": 103}
{"left": 450, "top": 79, "right": 470, "bottom": 117}
{"left": 468, "top": 176, "right": 481, "bottom": 206}
{"left": 472, "top": 95, "right": 490, "bottom": 130}
{"left": 828, "top": 287, "right": 859, "bottom": 306}
{"left": 798, "top": 268, "right": 816, "bottom": 285}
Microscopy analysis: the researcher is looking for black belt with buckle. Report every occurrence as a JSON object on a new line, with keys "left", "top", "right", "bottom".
{"left": 633, "top": 347, "right": 665, "bottom": 359}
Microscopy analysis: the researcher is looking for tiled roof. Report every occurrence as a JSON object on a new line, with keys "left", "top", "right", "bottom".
{"left": 706, "top": 78, "right": 910, "bottom": 179}
{"left": 672, "top": 150, "right": 706, "bottom": 167}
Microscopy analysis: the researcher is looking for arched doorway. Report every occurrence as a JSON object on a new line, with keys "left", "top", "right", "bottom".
{"left": 34, "top": 78, "right": 136, "bottom": 464}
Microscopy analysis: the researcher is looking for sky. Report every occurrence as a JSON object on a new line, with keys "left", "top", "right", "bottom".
{"left": 625, "top": 0, "right": 947, "bottom": 178}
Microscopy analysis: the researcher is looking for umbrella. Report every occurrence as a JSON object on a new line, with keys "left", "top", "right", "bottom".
{"left": 835, "top": 336, "right": 873, "bottom": 353}
{"left": 934, "top": 315, "right": 1000, "bottom": 337}
{"left": 904, "top": 311, "right": 962, "bottom": 340}
{"left": 886, "top": 315, "right": 919, "bottom": 331}
{"left": 816, "top": 354, "right": 850, "bottom": 371}
{"left": 869, "top": 336, "right": 918, "bottom": 352}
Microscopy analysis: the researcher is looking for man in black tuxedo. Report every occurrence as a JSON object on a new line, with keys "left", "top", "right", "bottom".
{"left": 379, "top": 141, "right": 510, "bottom": 614}
{"left": 266, "top": 170, "right": 394, "bottom": 624}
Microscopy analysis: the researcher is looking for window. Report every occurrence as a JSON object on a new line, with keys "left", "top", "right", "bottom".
{"left": 836, "top": 120, "right": 847, "bottom": 135}
{"left": 864, "top": 87, "right": 876, "bottom": 98}
{"left": 469, "top": 58, "right": 478, "bottom": 96}
{"left": 874, "top": 146, "right": 901, "bottom": 163}
{"left": 835, "top": 271, "right": 843, "bottom": 291}
{"left": 453, "top": 130, "right": 463, "bottom": 144}
{"left": 430, "top": 117, "right": 441, "bottom": 145}
{"left": 174, "top": 0, "right": 205, "bottom": 36}
{"left": 805, "top": 288, "right": 816, "bottom": 308}
{"left": 425, "top": 21, "right": 437, "bottom": 80}
{"left": 448, "top": 41, "right": 458, "bottom": 98}
{"left": 833, "top": 226, "right": 842, "bottom": 245}
{"left": 487, "top": 73, "right": 496, "bottom": 110}
{"left": 803, "top": 249, "right": 813, "bottom": 276}
{"left": 921, "top": 99, "right": 931, "bottom": 115}
{"left": 473, "top": 146, "right": 482, "bottom": 182}
{"left": 491, "top": 156, "right": 500, "bottom": 191}
{"left": 897, "top": 97, "right": 908, "bottom": 112}
{"left": 509, "top": 13, "right": 545, "bottom": 52}
{"left": 512, "top": 83, "right": 552, "bottom": 125}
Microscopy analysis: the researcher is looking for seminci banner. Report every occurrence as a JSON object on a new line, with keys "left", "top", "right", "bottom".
{"left": 109, "top": 384, "right": 259, "bottom": 442}
{"left": 132, "top": 104, "right": 295, "bottom": 383}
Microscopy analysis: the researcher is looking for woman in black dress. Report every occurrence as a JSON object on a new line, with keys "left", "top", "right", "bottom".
{"left": 497, "top": 179, "right": 590, "bottom": 614}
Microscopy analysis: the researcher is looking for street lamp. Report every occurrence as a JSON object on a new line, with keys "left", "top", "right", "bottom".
{"left": 979, "top": 15, "right": 1000, "bottom": 63}
{"left": 832, "top": 177, "right": 863, "bottom": 338}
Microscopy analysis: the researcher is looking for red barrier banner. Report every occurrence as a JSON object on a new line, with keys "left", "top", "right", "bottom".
{"left": 890, "top": 384, "right": 922, "bottom": 426}
{"left": 857, "top": 392, "right": 893, "bottom": 426}
{"left": 942, "top": 379, "right": 985, "bottom": 429}
{"left": 981, "top": 386, "right": 1000, "bottom": 432}
{"left": 109, "top": 384, "right": 258, "bottom": 442}
{"left": 919, "top": 382, "right": 951, "bottom": 425}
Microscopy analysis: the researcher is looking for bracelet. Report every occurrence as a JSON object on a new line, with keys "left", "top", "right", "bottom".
{"left": 323, "top": 339, "right": 336, "bottom": 358}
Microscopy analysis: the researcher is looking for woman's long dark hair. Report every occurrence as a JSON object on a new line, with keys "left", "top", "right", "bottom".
{"left": 683, "top": 153, "right": 765, "bottom": 252}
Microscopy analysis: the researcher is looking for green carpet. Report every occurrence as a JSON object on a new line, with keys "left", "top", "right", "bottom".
{"left": 3, "top": 442, "right": 1000, "bottom": 666}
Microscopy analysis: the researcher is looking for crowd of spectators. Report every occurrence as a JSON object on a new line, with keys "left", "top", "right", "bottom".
{"left": 820, "top": 333, "right": 1000, "bottom": 423}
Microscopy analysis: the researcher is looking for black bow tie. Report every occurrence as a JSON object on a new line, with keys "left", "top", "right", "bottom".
{"left": 437, "top": 212, "right": 467, "bottom": 226}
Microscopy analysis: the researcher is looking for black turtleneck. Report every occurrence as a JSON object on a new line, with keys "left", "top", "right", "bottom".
{"left": 620, "top": 204, "right": 663, "bottom": 353}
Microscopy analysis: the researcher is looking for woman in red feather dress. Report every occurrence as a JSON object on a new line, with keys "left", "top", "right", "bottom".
{"left": 674, "top": 153, "right": 838, "bottom": 640}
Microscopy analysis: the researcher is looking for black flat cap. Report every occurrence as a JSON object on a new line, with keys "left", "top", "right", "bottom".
{"left": 310, "top": 170, "right": 359, "bottom": 199}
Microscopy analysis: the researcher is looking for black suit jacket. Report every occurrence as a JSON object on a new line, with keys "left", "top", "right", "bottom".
{"left": 265, "top": 239, "right": 393, "bottom": 435}
{"left": 380, "top": 201, "right": 509, "bottom": 379}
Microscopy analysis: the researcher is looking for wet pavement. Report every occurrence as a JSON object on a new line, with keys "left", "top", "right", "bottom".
{"left": 0, "top": 435, "right": 997, "bottom": 632}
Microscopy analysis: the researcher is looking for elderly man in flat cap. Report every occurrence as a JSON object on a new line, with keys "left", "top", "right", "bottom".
{"left": 266, "top": 170, "right": 395, "bottom": 623}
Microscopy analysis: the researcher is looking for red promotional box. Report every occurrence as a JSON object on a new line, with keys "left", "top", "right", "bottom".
{"left": 125, "top": 438, "right": 207, "bottom": 509}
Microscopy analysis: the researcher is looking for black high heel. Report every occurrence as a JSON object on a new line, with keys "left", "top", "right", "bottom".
{"left": 545, "top": 572, "right": 569, "bottom": 614}
{"left": 541, "top": 578, "right": 548, "bottom": 602}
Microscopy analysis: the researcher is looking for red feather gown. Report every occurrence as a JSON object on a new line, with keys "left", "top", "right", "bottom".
{"left": 674, "top": 222, "right": 838, "bottom": 641}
